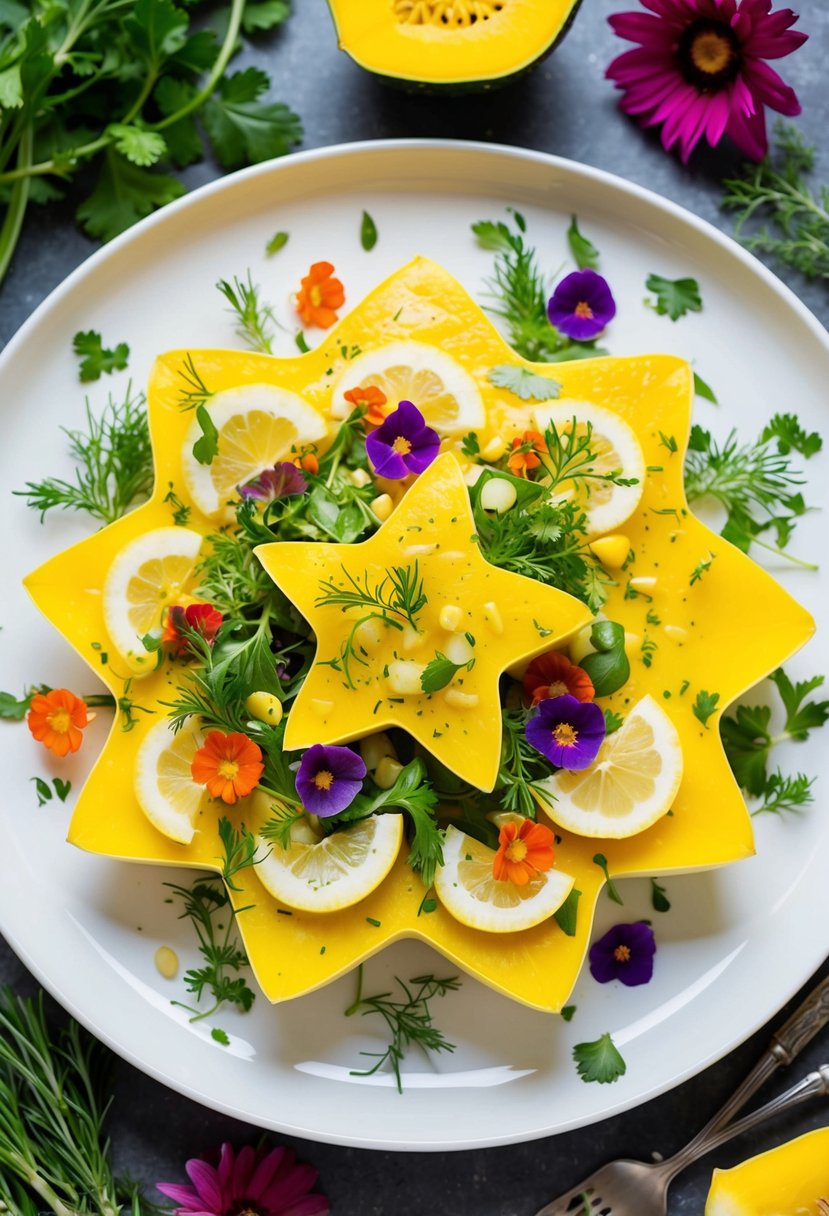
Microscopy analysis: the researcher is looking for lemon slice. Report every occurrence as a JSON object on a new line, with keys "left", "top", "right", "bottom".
{"left": 181, "top": 385, "right": 326, "bottom": 517}
{"left": 254, "top": 813, "right": 403, "bottom": 912}
{"left": 103, "top": 526, "right": 204, "bottom": 672}
{"left": 134, "top": 717, "right": 206, "bottom": 844}
{"left": 434, "top": 823, "right": 574, "bottom": 933}
{"left": 532, "top": 400, "right": 645, "bottom": 534}
{"left": 540, "top": 694, "right": 683, "bottom": 839}
{"left": 331, "top": 340, "right": 485, "bottom": 434}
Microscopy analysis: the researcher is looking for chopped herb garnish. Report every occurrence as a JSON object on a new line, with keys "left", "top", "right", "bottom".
{"left": 216, "top": 272, "right": 277, "bottom": 354}
{"left": 573, "top": 1032, "right": 627, "bottom": 1084}
{"left": 650, "top": 878, "right": 671, "bottom": 913}
{"left": 166, "top": 877, "right": 255, "bottom": 1021}
{"left": 752, "top": 769, "right": 815, "bottom": 817}
{"left": 553, "top": 888, "right": 581, "bottom": 937}
{"left": 360, "top": 210, "right": 378, "bottom": 251}
{"left": 488, "top": 364, "right": 561, "bottom": 401}
{"left": 266, "top": 230, "right": 289, "bottom": 256}
{"left": 561, "top": 1004, "right": 577, "bottom": 1022}
{"left": 593, "top": 853, "right": 623, "bottom": 905}
{"left": 567, "top": 215, "right": 600, "bottom": 270}
{"left": 693, "top": 689, "right": 720, "bottom": 727}
{"left": 645, "top": 273, "right": 703, "bottom": 321}
{"left": 73, "top": 330, "right": 129, "bottom": 382}
{"left": 693, "top": 371, "right": 718, "bottom": 404}
{"left": 192, "top": 403, "right": 220, "bottom": 466}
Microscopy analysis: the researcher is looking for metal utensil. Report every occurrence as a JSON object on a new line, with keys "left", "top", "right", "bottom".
{"left": 533, "top": 1065, "right": 829, "bottom": 1216}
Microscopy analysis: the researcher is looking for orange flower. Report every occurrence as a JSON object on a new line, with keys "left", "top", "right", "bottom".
{"left": 27, "top": 688, "right": 90, "bottom": 757}
{"left": 523, "top": 650, "right": 594, "bottom": 706}
{"left": 507, "top": 430, "right": 546, "bottom": 477}
{"left": 492, "top": 818, "right": 555, "bottom": 886}
{"left": 191, "top": 731, "right": 264, "bottom": 805}
{"left": 162, "top": 602, "right": 223, "bottom": 657}
{"left": 295, "top": 261, "right": 345, "bottom": 329}
{"left": 344, "top": 384, "right": 389, "bottom": 427}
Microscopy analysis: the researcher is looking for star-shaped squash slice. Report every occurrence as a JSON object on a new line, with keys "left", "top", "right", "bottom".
{"left": 24, "top": 256, "right": 814, "bottom": 1013}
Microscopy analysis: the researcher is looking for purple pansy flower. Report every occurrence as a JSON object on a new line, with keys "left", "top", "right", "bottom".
{"left": 295, "top": 743, "right": 367, "bottom": 817}
{"left": 365, "top": 400, "right": 440, "bottom": 480}
{"left": 525, "top": 694, "right": 606, "bottom": 771}
{"left": 589, "top": 921, "right": 656, "bottom": 987}
{"left": 157, "top": 1140, "right": 329, "bottom": 1216}
{"left": 547, "top": 270, "right": 617, "bottom": 341}
{"left": 238, "top": 461, "right": 307, "bottom": 502}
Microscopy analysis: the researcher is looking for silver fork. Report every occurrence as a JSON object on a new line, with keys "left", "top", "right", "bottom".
{"left": 534, "top": 970, "right": 829, "bottom": 1216}
{"left": 534, "top": 1064, "right": 829, "bottom": 1216}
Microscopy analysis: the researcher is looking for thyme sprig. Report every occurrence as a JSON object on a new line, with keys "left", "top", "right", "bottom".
{"left": 216, "top": 272, "right": 278, "bottom": 354}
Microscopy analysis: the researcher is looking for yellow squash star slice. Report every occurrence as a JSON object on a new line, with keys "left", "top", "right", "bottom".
{"left": 23, "top": 256, "right": 814, "bottom": 1012}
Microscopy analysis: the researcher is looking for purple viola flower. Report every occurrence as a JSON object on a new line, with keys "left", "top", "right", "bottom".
{"left": 238, "top": 461, "right": 307, "bottom": 502}
{"left": 525, "top": 694, "right": 605, "bottom": 771}
{"left": 547, "top": 269, "right": 616, "bottom": 341}
{"left": 589, "top": 921, "right": 656, "bottom": 987}
{"left": 295, "top": 743, "right": 367, "bottom": 817}
{"left": 365, "top": 400, "right": 440, "bottom": 480}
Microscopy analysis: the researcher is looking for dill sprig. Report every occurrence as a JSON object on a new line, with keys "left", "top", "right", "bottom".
{"left": 498, "top": 708, "right": 557, "bottom": 817}
{"left": 216, "top": 272, "right": 278, "bottom": 354}
{"left": 753, "top": 769, "right": 815, "bottom": 817}
{"left": 166, "top": 877, "right": 256, "bottom": 1021}
{"left": 16, "top": 387, "right": 153, "bottom": 525}
{"left": 344, "top": 965, "right": 460, "bottom": 1093}
{"left": 722, "top": 123, "right": 829, "bottom": 282}
{"left": 0, "top": 987, "right": 142, "bottom": 1216}
{"left": 176, "top": 354, "right": 214, "bottom": 412}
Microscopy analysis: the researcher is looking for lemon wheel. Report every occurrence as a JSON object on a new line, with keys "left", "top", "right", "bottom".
{"left": 434, "top": 823, "right": 574, "bottom": 933}
{"left": 134, "top": 717, "right": 206, "bottom": 844}
{"left": 330, "top": 340, "right": 485, "bottom": 434}
{"left": 181, "top": 384, "right": 326, "bottom": 517}
{"left": 103, "top": 527, "right": 204, "bottom": 673}
{"left": 540, "top": 694, "right": 683, "bottom": 839}
{"left": 532, "top": 400, "right": 645, "bottom": 534}
{"left": 254, "top": 813, "right": 403, "bottom": 912}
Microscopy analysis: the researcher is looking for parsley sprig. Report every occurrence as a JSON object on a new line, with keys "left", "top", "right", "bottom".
{"left": 573, "top": 1032, "right": 627, "bottom": 1084}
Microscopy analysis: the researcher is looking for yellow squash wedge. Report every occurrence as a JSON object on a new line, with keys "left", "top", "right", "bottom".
{"left": 706, "top": 1128, "right": 829, "bottom": 1215}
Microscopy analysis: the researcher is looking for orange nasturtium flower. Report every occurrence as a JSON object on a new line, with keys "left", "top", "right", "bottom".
{"left": 295, "top": 261, "right": 345, "bottom": 329}
{"left": 191, "top": 731, "right": 264, "bottom": 805}
{"left": 27, "top": 688, "right": 91, "bottom": 757}
{"left": 292, "top": 447, "right": 319, "bottom": 475}
{"left": 492, "top": 818, "right": 555, "bottom": 886}
{"left": 523, "top": 650, "right": 594, "bottom": 706}
{"left": 507, "top": 430, "right": 546, "bottom": 477}
{"left": 344, "top": 384, "right": 389, "bottom": 427}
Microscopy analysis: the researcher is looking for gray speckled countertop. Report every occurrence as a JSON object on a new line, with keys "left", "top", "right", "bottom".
{"left": 2, "top": 1, "right": 828, "bottom": 1212}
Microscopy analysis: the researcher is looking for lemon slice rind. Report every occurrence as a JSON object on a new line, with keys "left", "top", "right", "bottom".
{"left": 134, "top": 716, "right": 206, "bottom": 844}
{"left": 434, "top": 823, "right": 575, "bottom": 934}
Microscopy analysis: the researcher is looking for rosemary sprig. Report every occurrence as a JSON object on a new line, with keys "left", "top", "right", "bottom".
{"left": 166, "top": 877, "right": 256, "bottom": 1021}
{"left": 16, "top": 387, "right": 153, "bottom": 525}
{"left": 216, "top": 272, "right": 278, "bottom": 354}
{"left": 344, "top": 965, "right": 460, "bottom": 1093}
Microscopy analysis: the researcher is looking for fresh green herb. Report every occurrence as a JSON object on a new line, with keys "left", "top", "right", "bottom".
{"left": 659, "top": 432, "right": 678, "bottom": 454}
{"left": 561, "top": 1004, "right": 577, "bottom": 1022}
{"left": 420, "top": 652, "right": 474, "bottom": 694}
{"left": 0, "top": 1, "right": 300, "bottom": 286}
{"left": 497, "top": 708, "right": 558, "bottom": 817}
{"left": 604, "top": 708, "right": 624, "bottom": 734}
{"left": 211, "top": 1027, "right": 231, "bottom": 1045}
{"left": 573, "top": 1032, "right": 627, "bottom": 1084}
{"left": 721, "top": 123, "right": 829, "bottom": 282}
{"left": 216, "top": 272, "right": 277, "bottom": 354}
{"left": 192, "top": 403, "right": 220, "bottom": 466}
{"left": 31, "top": 776, "right": 53, "bottom": 807}
{"left": 593, "top": 853, "right": 623, "bottom": 905}
{"left": 177, "top": 354, "right": 214, "bottom": 412}
{"left": 567, "top": 215, "right": 600, "bottom": 270}
{"left": 361, "top": 210, "right": 378, "bottom": 251}
{"left": 0, "top": 688, "right": 43, "bottom": 720}
{"left": 53, "top": 778, "right": 72, "bottom": 802}
{"left": 266, "top": 230, "right": 289, "bottom": 256}
{"left": 295, "top": 331, "right": 310, "bottom": 354}
{"left": 640, "top": 636, "right": 657, "bottom": 668}
{"left": 693, "top": 689, "right": 720, "bottom": 727}
{"left": 721, "top": 668, "right": 829, "bottom": 796}
{"left": 693, "top": 371, "right": 718, "bottom": 404}
{"left": 580, "top": 621, "right": 630, "bottom": 697}
{"left": 650, "top": 878, "right": 671, "bottom": 913}
{"left": 344, "top": 964, "right": 460, "bottom": 1094}
{"left": 164, "top": 483, "right": 191, "bottom": 527}
{"left": 690, "top": 554, "right": 716, "bottom": 585}
{"left": 760, "top": 414, "right": 822, "bottom": 458}
{"left": 684, "top": 422, "right": 816, "bottom": 566}
{"left": 17, "top": 387, "right": 152, "bottom": 525}
{"left": 461, "top": 432, "right": 480, "bottom": 458}
{"left": 645, "top": 273, "right": 703, "bottom": 321}
{"left": 554, "top": 888, "right": 581, "bottom": 937}
{"left": 217, "top": 817, "right": 264, "bottom": 891}
{"left": 73, "top": 331, "right": 130, "bottom": 383}
{"left": 753, "top": 769, "right": 815, "bottom": 817}
{"left": 488, "top": 365, "right": 561, "bottom": 401}
{"left": 167, "top": 877, "right": 256, "bottom": 1021}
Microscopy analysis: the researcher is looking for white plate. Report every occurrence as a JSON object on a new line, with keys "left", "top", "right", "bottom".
{"left": 1, "top": 140, "right": 827, "bottom": 1150}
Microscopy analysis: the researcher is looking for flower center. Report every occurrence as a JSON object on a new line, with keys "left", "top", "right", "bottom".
{"left": 546, "top": 680, "right": 567, "bottom": 698}
{"left": 506, "top": 838, "right": 528, "bottom": 863}
{"left": 392, "top": 435, "right": 413, "bottom": 455}
{"left": 309, "top": 285, "right": 322, "bottom": 307}
{"left": 613, "top": 944, "right": 631, "bottom": 962}
{"left": 47, "top": 708, "right": 71, "bottom": 734}
{"left": 574, "top": 300, "right": 594, "bottom": 319}
{"left": 553, "top": 723, "right": 578, "bottom": 747}
{"left": 228, "top": 1202, "right": 264, "bottom": 1216}
{"left": 218, "top": 759, "right": 240, "bottom": 780}
{"left": 677, "top": 19, "right": 741, "bottom": 91}
{"left": 313, "top": 769, "right": 335, "bottom": 790}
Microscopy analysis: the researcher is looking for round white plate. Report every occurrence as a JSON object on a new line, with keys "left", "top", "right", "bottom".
{"left": 1, "top": 141, "right": 827, "bottom": 1150}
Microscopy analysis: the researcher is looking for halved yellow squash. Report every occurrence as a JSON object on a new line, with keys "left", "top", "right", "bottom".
{"left": 705, "top": 1129, "right": 829, "bottom": 1216}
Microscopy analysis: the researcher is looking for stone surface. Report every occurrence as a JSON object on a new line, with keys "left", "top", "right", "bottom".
{"left": 1, "top": 0, "right": 828, "bottom": 1212}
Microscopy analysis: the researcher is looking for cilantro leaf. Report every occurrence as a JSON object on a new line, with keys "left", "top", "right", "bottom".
{"left": 573, "top": 1033, "right": 627, "bottom": 1084}
{"left": 646, "top": 273, "right": 703, "bottom": 321}
{"left": 692, "top": 689, "right": 719, "bottom": 728}
{"left": 192, "top": 403, "right": 219, "bottom": 466}
{"left": 73, "top": 330, "right": 130, "bottom": 382}
{"left": 107, "top": 123, "right": 167, "bottom": 168}
{"left": 77, "top": 151, "right": 185, "bottom": 242}
{"left": 567, "top": 215, "right": 600, "bottom": 270}
{"left": 0, "top": 689, "right": 35, "bottom": 720}
{"left": 203, "top": 68, "right": 302, "bottom": 169}
{"left": 241, "top": 0, "right": 291, "bottom": 33}
{"left": 153, "top": 78, "right": 203, "bottom": 168}
{"left": 760, "top": 413, "right": 822, "bottom": 458}
{"left": 124, "top": 0, "right": 188, "bottom": 72}
{"left": 720, "top": 703, "right": 773, "bottom": 796}
{"left": 488, "top": 364, "right": 562, "bottom": 401}
{"left": 770, "top": 669, "right": 829, "bottom": 738}
{"left": 693, "top": 371, "right": 718, "bottom": 404}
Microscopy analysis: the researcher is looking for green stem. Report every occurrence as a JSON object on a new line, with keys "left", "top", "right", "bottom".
{"left": 0, "top": 125, "right": 32, "bottom": 286}
{"left": 344, "top": 964, "right": 364, "bottom": 1017}
{"left": 151, "top": 0, "right": 246, "bottom": 130}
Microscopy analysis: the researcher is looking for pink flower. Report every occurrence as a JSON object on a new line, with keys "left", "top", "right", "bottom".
{"left": 157, "top": 1142, "right": 329, "bottom": 1216}
{"left": 606, "top": 0, "right": 808, "bottom": 162}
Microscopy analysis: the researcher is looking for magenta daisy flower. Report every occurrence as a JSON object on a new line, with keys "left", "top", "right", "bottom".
{"left": 606, "top": 0, "right": 808, "bottom": 163}
{"left": 157, "top": 1142, "right": 329, "bottom": 1216}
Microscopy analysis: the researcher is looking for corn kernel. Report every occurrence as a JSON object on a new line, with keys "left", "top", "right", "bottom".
{"left": 629, "top": 575, "right": 658, "bottom": 591}
{"left": 348, "top": 467, "right": 371, "bottom": 488}
{"left": 386, "top": 660, "right": 426, "bottom": 695}
{"left": 483, "top": 601, "right": 503, "bottom": 635}
{"left": 480, "top": 477, "right": 517, "bottom": 514}
{"left": 245, "top": 691, "right": 283, "bottom": 725}
{"left": 154, "top": 946, "right": 179, "bottom": 980}
{"left": 360, "top": 732, "right": 397, "bottom": 771}
{"left": 444, "top": 688, "right": 479, "bottom": 710}
{"left": 439, "top": 604, "right": 464, "bottom": 632}
{"left": 375, "top": 756, "right": 404, "bottom": 790}
{"left": 588, "top": 533, "right": 630, "bottom": 570}
{"left": 371, "top": 493, "right": 393, "bottom": 521}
